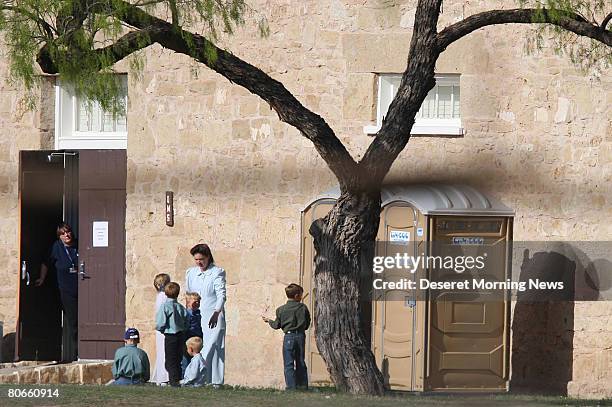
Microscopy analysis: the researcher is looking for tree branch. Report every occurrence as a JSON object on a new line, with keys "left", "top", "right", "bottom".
{"left": 602, "top": 12, "right": 612, "bottom": 30}
{"left": 99, "top": 27, "right": 157, "bottom": 64}
{"left": 108, "top": 0, "right": 359, "bottom": 186}
{"left": 37, "top": 0, "right": 357, "bottom": 187}
{"left": 36, "top": 26, "right": 158, "bottom": 74}
{"left": 168, "top": 0, "right": 179, "bottom": 29}
{"left": 55, "top": 0, "right": 90, "bottom": 36}
{"left": 437, "top": 8, "right": 612, "bottom": 51}
{"left": 359, "top": 0, "right": 443, "bottom": 186}
{"left": 0, "top": 5, "right": 55, "bottom": 38}
{"left": 359, "top": 5, "right": 611, "bottom": 187}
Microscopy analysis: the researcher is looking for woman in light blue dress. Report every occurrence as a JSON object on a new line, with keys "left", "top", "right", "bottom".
{"left": 185, "top": 243, "right": 226, "bottom": 386}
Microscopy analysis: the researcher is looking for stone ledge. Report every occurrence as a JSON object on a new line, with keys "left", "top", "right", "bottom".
{"left": 0, "top": 361, "right": 112, "bottom": 384}
{"left": 0, "top": 361, "right": 52, "bottom": 369}
{"left": 568, "top": 380, "right": 612, "bottom": 399}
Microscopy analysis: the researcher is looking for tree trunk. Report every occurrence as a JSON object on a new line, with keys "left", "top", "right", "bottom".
{"left": 309, "top": 189, "right": 385, "bottom": 395}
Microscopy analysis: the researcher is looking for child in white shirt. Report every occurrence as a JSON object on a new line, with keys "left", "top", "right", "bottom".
{"left": 181, "top": 336, "right": 207, "bottom": 387}
{"left": 150, "top": 273, "right": 171, "bottom": 385}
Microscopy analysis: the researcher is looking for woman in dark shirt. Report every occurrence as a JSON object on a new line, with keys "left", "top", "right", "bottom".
{"left": 35, "top": 222, "right": 79, "bottom": 362}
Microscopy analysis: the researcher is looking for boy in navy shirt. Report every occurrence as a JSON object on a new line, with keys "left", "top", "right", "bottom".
{"left": 182, "top": 292, "right": 203, "bottom": 375}
{"left": 185, "top": 292, "right": 203, "bottom": 338}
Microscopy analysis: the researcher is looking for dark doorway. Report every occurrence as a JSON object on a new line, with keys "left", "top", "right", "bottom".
{"left": 17, "top": 151, "right": 65, "bottom": 360}
{"left": 17, "top": 150, "right": 126, "bottom": 361}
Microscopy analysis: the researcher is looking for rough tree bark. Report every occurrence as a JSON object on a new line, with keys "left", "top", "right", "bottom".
{"left": 309, "top": 189, "right": 383, "bottom": 394}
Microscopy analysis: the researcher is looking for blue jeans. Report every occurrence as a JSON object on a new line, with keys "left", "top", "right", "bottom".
{"left": 283, "top": 331, "right": 308, "bottom": 390}
{"left": 112, "top": 377, "right": 143, "bottom": 385}
{"left": 181, "top": 354, "right": 191, "bottom": 378}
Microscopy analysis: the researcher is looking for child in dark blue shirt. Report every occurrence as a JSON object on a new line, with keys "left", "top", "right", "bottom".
{"left": 186, "top": 292, "right": 203, "bottom": 338}
{"left": 182, "top": 292, "right": 203, "bottom": 376}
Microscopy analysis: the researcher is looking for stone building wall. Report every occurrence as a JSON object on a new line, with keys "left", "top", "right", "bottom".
{"left": 0, "top": 0, "right": 610, "bottom": 397}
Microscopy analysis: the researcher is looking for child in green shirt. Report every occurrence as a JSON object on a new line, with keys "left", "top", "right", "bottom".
{"left": 262, "top": 283, "right": 311, "bottom": 390}
{"left": 111, "top": 328, "right": 150, "bottom": 385}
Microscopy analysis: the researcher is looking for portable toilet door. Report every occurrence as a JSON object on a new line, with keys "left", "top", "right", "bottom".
{"left": 300, "top": 197, "right": 335, "bottom": 387}
{"left": 425, "top": 215, "right": 513, "bottom": 391}
{"left": 372, "top": 201, "right": 428, "bottom": 391}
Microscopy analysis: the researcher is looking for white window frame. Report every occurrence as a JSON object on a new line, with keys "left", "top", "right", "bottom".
{"left": 55, "top": 77, "right": 128, "bottom": 149}
{"left": 363, "top": 74, "right": 463, "bottom": 136}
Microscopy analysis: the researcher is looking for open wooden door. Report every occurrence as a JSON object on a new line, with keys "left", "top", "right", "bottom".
{"left": 17, "top": 151, "right": 64, "bottom": 360}
{"left": 77, "top": 150, "right": 127, "bottom": 359}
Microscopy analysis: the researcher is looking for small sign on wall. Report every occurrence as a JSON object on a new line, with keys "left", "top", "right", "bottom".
{"left": 452, "top": 237, "right": 484, "bottom": 245}
{"left": 166, "top": 191, "right": 174, "bottom": 227}
{"left": 390, "top": 230, "right": 410, "bottom": 245}
{"left": 93, "top": 221, "right": 109, "bottom": 247}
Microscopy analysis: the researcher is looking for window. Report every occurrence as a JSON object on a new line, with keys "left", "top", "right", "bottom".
{"left": 363, "top": 74, "right": 463, "bottom": 136}
{"left": 55, "top": 76, "right": 128, "bottom": 149}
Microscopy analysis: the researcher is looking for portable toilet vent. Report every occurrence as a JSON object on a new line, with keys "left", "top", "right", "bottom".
{"left": 300, "top": 184, "right": 514, "bottom": 392}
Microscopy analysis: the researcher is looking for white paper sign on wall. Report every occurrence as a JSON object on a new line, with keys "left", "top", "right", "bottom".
{"left": 390, "top": 230, "right": 410, "bottom": 245}
{"left": 93, "top": 221, "right": 109, "bottom": 247}
{"left": 416, "top": 227, "right": 424, "bottom": 237}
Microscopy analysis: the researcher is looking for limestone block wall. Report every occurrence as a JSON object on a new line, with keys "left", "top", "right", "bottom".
{"left": 123, "top": 0, "right": 610, "bottom": 396}
{"left": 0, "top": 0, "right": 609, "bottom": 397}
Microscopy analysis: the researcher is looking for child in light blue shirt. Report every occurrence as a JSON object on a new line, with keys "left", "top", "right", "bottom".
{"left": 180, "top": 336, "right": 207, "bottom": 387}
{"left": 155, "top": 282, "right": 188, "bottom": 387}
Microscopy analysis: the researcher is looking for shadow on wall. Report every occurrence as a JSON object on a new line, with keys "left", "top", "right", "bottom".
{"left": 510, "top": 244, "right": 611, "bottom": 395}
{"left": 2, "top": 332, "right": 15, "bottom": 363}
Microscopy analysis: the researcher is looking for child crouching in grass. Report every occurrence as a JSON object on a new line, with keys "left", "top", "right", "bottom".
{"left": 111, "top": 328, "right": 150, "bottom": 385}
{"left": 180, "top": 336, "right": 207, "bottom": 387}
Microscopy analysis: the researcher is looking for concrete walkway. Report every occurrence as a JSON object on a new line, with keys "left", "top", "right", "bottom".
{"left": 0, "top": 360, "right": 112, "bottom": 384}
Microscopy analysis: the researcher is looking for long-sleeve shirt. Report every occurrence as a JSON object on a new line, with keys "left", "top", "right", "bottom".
{"left": 185, "top": 265, "right": 226, "bottom": 313}
{"left": 268, "top": 299, "right": 311, "bottom": 333}
{"left": 180, "top": 353, "right": 207, "bottom": 387}
{"left": 186, "top": 308, "right": 203, "bottom": 338}
{"left": 45, "top": 240, "right": 79, "bottom": 297}
{"left": 112, "top": 344, "right": 150, "bottom": 381}
{"left": 155, "top": 298, "right": 188, "bottom": 334}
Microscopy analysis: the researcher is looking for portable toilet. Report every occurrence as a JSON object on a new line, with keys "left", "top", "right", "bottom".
{"left": 300, "top": 184, "right": 514, "bottom": 392}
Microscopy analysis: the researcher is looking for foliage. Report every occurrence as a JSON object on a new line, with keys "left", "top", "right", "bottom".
{"left": 519, "top": 0, "right": 612, "bottom": 72}
{"left": 0, "top": 0, "right": 267, "bottom": 111}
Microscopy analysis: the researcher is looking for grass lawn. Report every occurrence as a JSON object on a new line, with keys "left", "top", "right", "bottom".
{"left": 0, "top": 385, "right": 610, "bottom": 407}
